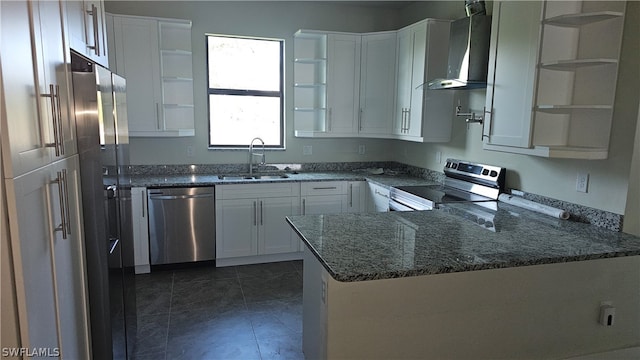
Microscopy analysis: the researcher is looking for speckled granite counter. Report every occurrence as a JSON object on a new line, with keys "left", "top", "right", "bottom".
{"left": 287, "top": 201, "right": 640, "bottom": 282}
{"left": 128, "top": 171, "right": 438, "bottom": 189}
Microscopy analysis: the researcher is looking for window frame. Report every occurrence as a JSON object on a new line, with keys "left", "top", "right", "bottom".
{"left": 206, "top": 34, "right": 285, "bottom": 149}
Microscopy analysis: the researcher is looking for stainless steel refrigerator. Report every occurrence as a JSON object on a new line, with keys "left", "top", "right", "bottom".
{"left": 71, "top": 51, "right": 136, "bottom": 360}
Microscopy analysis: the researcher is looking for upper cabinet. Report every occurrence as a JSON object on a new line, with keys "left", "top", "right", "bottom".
{"left": 1, "top": 0, "right": 77, "bottom": 178}
{"left": 294, "top": 19, "right": 453, "bottom": 142}
{"left": 65, "top": 1, "right": 109, "bottom": 67}
{"left": 484, "top": 0, "right": 625, "bottom": 159}
{"left": 358, "top": 32, "right": 397, "bottom": 136}
{"left": 106, "top": 14, "right": 194, "bottom": 137}
{"left": 393, "top": 19, "right": 453, "bottom": 142}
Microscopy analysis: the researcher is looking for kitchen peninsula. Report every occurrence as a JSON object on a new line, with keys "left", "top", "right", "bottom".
{"left": 287, "top": 203, "right": 640, "bottom": 359}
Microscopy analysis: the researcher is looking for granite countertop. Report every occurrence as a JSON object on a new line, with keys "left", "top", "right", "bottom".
{"left": 286, "top": 202, "right": 640, "bottom": 282}
{"left": 127, "top": 171, "right": 438, "bottom": 189}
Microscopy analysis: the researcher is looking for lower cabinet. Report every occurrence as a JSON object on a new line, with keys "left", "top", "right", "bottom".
{"left": 131, "top": 186, "right": 150, "bottom": 273}
{"left": 367, "top": 182, "right": 390, "bottom": 212}
{"left": 4, "top": 155, "right": 90, "bottom": 358}
{"left": 216, "top": 183, "right": 301, "bottom": 264}
{"left": 301, "top": 181, "right": 366, "bottom": 215}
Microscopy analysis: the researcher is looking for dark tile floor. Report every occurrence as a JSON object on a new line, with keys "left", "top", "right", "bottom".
{"left": 129, "top": 261, "right": 304, "bottom": 360}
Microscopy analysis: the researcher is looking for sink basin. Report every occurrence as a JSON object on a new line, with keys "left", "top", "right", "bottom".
{"left": 254, "top": 174, "right": 289, "bottom": 180}
{"left": 218, "top": 174, "right": 289, "bottom": 181}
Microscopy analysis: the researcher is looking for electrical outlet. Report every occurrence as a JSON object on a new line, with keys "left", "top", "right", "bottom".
{"left": 576, "top": 172, "right": 589, "bottom": 193}
{"left": 303, "top": 145, "right": 312, "bottom": 156}
{"left": 186, "top": 145, "right": 195, "bottom": 157}
{"left": 358, "top": 145, "right": 366, "bottom": 155}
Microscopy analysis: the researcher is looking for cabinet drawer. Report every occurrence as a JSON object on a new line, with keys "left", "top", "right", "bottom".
{"left": 301, "top": 181, "right": 346, "bottom": 196}
{"left": 217, "top": 182, "right": 299, "bottom": 199}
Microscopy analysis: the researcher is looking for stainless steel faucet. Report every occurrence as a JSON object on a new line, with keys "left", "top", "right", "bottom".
{"left": 249, "top": 137, "right": 265, "bottom": 176}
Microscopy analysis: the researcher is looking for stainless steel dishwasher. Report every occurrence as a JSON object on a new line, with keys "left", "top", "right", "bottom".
{"left": 147, "top": 187, "right": 215, "bottom": 265}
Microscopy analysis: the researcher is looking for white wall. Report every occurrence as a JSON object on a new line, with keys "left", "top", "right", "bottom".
{"left": 105, "top": 1, "right": 640, "bottom": 216}
{"left": 104, "top": 1, "right": 402, "bottom": 166}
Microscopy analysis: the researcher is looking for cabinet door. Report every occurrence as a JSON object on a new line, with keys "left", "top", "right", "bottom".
{"left": 49, "top": 156, "right": 91, "bottom": 360}
{"left": 259, "top": 197, "right": 299, "bottom": 254}
{"left": 367, "top": 182, "right": 389, "bottom": 213}
{"left": 0, "top": 0, "right": 51, "bottom": 177}
{"left": 326, "top": 34, "right": 360, "bottom": 135}
{"left": 406, "top": 22, "right": 427, "bottom": 138}
{"left": 302, "top": 195, "right": 343, "bottom": 215}
{"left": 131, "top": 187, "right": 150, "bottom": 273}
{"left": 343, "top": 181, "right": 366, "bottom": 213}
{"left": 33, "top": 0, "right": 78, "bottom": 161}
{"left": 111, "top": 16, "right": 163, "bottom": 135}
{"left": 359, "top": 32, "right": 396, "bottom": 135}
{"left": 5, "top": 166, "right": 59, "bottom": 353}
{"left": 216, "top": 198, "right": 258, "bottom": 259}
{"left": 483, "top": 1, "right": 541, "bottom": 148}
{"left": 65, "top": 0, "right": 108, "bottom": 67}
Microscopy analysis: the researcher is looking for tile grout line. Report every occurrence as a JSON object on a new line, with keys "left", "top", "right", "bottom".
{"left": 163, "top": 271, "right": 175, "bottom": 360}
{"left": 237, "top": 266, "right": 265, "bottom": 360}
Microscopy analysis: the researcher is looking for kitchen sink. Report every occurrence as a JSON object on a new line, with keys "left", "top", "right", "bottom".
{"left": 218, "top": 174, "right": 289, "bottom": 181}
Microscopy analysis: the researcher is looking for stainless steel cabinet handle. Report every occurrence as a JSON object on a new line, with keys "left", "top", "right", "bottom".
{"left": 53, "top": 171, "right": 68, "bottom": 239}
{"left": 260, "top": 201, "right": 263, "bottom": 226}
{"left": 61, "top": 169, "right": 71, "bottom": 235}
{"left": 86, "top": 4, "right": 100, "bottom": 55}
{"left": 42, "top": 84, "right": 61, "bottom": 156}
{"left": 359, "top": 108, "right": 363, "bottom": 131}
{"left": 155, "top": 103, "right": 161, "bottom": 130}
{"left": 302, "top": 198, "right": 306, "bottom": 215}
{"left": 405, "top": 108, "right": 411, "bottom": 132}
{"left": 141, "top": 190, "right": 146, "bottom": 218}
{"left": 54, "top": 85, "right": 64, "bottom": 155}
{"left": 349, "top": 183, "right": 353, "bottom": 207}
{"left": 253, "top": 201, "right": 257, "bottom": 226}
{"left": 328, "top": 108, "right": 332, "bottom": 131}
{"left": 312, "top": 186, "right": 337, "bottom": 190}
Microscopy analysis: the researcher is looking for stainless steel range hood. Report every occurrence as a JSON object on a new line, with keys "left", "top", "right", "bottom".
{"left": 427, "top": 2, "right": 492, "bottom": 90}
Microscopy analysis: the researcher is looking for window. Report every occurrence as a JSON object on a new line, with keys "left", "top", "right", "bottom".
{"left": 207, "top": 35, "right": 284, "bottom": 148}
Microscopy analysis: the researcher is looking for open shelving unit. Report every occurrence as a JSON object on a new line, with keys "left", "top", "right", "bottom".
{"left": 293, "top": 30, "right": 329, "bottom": 137}
{"left": 158, "top": 20, "right": 194, "bottom": 136}
{"left": 531, "top": 0, "right": 625, "bottom": 159}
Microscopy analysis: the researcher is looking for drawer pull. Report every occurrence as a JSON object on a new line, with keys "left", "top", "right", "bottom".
{"left": 312, "top": 186, "right": 337, "bottom": 190}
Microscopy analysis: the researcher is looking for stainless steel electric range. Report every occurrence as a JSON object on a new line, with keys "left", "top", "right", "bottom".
{"left": 389, "top": 159, "right": 506, "bottom": 212}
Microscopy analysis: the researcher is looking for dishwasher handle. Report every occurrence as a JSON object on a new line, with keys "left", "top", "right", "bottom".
{"left": 148, "top": 193, "right": 214, "bottom": 200}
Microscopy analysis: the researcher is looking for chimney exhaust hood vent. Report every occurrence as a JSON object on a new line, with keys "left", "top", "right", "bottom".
{"left": 427, "top": 1, "right": 492, "bottom": 90}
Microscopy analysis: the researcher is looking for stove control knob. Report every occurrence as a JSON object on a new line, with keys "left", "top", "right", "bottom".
{"left": 451, "top": 163, "right": 457, "bottom": 169}
{"left": 482, "top": 169, "right": 489, "bottom": 176}
{"left": 490, "top": 170, "right": 498, "bottom": 177}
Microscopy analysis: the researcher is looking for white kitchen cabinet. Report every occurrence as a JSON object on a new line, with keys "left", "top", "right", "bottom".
{"left": 107, "top": 14, "right": 194, "bottom": 137}
{"left": 343, "top": 181, "right": 367, "bottom": 213}
{"left": 1, "top": 0, "right": 76, "bottom": 178}
{"left": 483, "top": 1, "right": 625, "bottom": 159}
{"left": 393, "top": 19, "right": 453, "bottom": 142}
{"left": 358, "top": 32, "right": 396, "bottom": 136}
{"left": 131, "top": 187, "right": 150, "bottom": 274}
{"left": 216, "top": 183, "right": 300, "bottom": 262}
{"left": 65, "top": 0, "right": 109, "bottom": 67}
{"left": 301, "top": 181, "right": 365, "bottom": 215}
{"left": 294, "top": 18, "right": 452, "bottom": 142}
{"left": 4, "top": 155, "right": 90, "bottom": 359}
{"left": 326, "top": 33, "right": 361, "bottom": 136}
{"left": 367, "top": 182, "right": 390, "bottom": 212}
